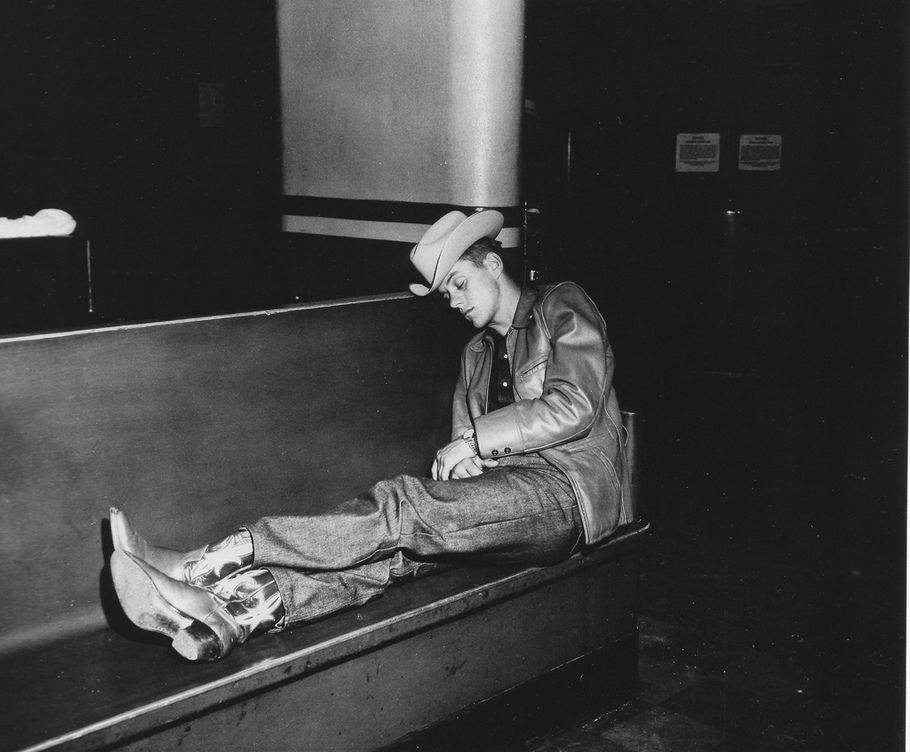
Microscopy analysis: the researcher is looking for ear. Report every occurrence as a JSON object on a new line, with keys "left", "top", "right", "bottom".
{"left": 482, "top": 252, "right": 504, "bottom": 277}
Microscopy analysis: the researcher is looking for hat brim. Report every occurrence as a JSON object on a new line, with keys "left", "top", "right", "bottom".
{"left": 413, "top": 211, "right": 504, "bottom": 296}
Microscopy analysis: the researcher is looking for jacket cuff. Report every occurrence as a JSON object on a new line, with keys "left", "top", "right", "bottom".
{"left": 474, "top": 410, "right": 523, "bottom": 459}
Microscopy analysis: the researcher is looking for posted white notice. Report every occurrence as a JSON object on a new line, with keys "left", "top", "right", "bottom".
{"left": 675, "top": 133, "right": 720, "bottom": 172}
{"left": 738, "top": 134, "right": 782, "bottom": 171}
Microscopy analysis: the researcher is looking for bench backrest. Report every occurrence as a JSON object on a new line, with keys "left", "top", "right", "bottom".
{"left": 0, "top": 294, "right": 466, "bottom": 654}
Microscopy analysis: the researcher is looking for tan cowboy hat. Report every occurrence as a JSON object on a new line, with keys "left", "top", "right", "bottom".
{"left": 408, "top": 210, "right": 504, "bottom": 296}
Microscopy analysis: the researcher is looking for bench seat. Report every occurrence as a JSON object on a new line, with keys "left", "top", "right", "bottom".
{"left": 1, "top": 522, "right": 647, "bottom": 752}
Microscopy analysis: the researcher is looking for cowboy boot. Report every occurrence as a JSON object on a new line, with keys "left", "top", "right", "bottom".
{"left": 110, "top": 507, "right": 253, "bottom": 587}
{"left": 111, "top": 550, "right": 284, "bottom": 661}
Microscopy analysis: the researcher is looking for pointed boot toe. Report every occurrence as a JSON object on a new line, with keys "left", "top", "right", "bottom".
{"left": 109, "top": 507, "right": 194, "bottom": 582}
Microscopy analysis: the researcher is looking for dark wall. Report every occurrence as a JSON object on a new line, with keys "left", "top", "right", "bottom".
{"left": 0, "top": 0, "right": 282, "bottom": 332}
{"left": 523, "top": 0, "right": 907, "bottom": 396}
{"left": 1, "top": 0, "right": 905, "bottom": 364}
{"left": 521, "top": 11, "right": 906, "bottom": 745}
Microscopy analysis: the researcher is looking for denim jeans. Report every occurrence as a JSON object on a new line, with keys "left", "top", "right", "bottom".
{"left": 245, "top": 454, "right": 581, "bottom": 627}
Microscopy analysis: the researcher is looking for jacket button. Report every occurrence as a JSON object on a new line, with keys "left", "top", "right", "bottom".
{"left": 491, "top": 449, "right": 499, "bottom": 457}
{"left": 504, "top": 447, "right": 511, "bottom": 454}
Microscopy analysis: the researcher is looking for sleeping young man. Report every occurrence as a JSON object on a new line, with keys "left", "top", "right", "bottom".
{"left": 110, "top": 209, "right": 631, "bottom": 661}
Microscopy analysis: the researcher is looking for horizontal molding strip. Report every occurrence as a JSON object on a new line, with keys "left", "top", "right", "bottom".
{"left": 280, "top": 196, "right": 523, "bottom": 226}
{"left": 282, "top": 215, "right": 521, "bottom": 248}
{"left": 0, "top": 293, "right": 413, "bottom": 346}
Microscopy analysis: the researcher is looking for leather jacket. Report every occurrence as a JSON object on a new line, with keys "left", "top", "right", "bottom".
{"left": 451, "top": 282, "right": 633, "bottom": 544}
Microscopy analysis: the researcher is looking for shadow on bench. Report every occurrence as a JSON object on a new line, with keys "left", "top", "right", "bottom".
{"left": 0, "top": 294, "right": 648, "bottom": 752}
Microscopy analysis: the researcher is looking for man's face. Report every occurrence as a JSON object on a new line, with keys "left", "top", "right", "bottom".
{"left": 439, "top": 256, "right": 501, "bottom": 330}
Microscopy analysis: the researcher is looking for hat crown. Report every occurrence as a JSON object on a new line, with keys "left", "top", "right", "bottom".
{"left": 412, "top": 211, "right": 467, "bottom": 253}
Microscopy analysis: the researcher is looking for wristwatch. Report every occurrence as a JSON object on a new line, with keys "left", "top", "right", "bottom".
{"left": 461, "top": 428, "right": 479, "bottom": 455}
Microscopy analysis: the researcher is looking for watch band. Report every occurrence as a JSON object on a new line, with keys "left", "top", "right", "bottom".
{"left": 462, "top": 430, "right": 478, "bottom": 455}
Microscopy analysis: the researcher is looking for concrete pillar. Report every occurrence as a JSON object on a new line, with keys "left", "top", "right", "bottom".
{"left": 447, "top": 0, "right": 524, "bottom": 208}
{"left": 278, "top": 0, "right": 524, "bottom": 245}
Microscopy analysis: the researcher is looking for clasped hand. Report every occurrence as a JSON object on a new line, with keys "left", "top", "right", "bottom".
{"left": 431, "top": 438, "right": 499, "bottom": 481}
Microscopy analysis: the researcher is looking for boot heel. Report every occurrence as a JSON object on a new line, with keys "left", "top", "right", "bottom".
{"left": 172, "top": 621, "right": 226, "bottom": 662}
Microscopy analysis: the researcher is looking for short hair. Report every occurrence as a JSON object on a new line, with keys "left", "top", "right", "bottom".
{"left": 458, "top": 237, "right": 522, "bottom": 282}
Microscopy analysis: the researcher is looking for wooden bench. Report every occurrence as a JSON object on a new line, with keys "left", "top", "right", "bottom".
{"left": 0, "top": 293, "right": 647, "bottom": 752}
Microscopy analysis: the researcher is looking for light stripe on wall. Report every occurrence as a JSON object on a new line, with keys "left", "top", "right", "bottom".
{"left": 281, "top": 215, "right": 522, "bottom": 248}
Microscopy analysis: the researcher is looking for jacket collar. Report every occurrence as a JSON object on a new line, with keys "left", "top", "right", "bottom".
{"left": 510, "top": 284, "right": 538, "bottom": 330}
{"left": 469, "top": 285, "right": 538, "bottom": 352}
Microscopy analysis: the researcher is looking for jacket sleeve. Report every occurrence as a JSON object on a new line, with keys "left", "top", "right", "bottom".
{"left": 473, "top": 283, "right": 614, "bottom": 457}
{"left": 450, "top": 346, "right": 473, "bottom": 441}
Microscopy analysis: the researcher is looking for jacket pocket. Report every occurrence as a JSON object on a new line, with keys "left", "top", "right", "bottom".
{"left": 518, "top": 358, "right": 547, "bottom": 381}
